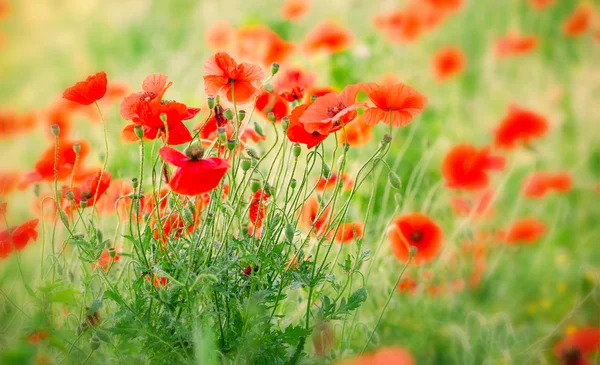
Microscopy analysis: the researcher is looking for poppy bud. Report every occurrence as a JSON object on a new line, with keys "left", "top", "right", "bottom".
{"left": 254, "top": 121, "right": 264, "bottom": 137}
{"left": 343, "top": 143, "right": 350, "bottom": 152}
{"left": 90, "top": 336, "right": 101, "bottom": 351}
{"left": 292, "top": 143, "right": 301, "bottom": 158}
{"left": 159, "top": 288, "right": 168, "bottom": 302}
{"left": 250, "top": 179, "right": 261, "bottom": 193}
{"left": 267, "top": 112, "right": 275, "bottom": 123}
{"left": 281, "top": 117, "right": 290, "bottom": 131}
{"left": 206, "top": 213, "right": 214, "bottom": 224}
{"left": 217, "top": 127, "right": 227, "bottom": 142}
{"left": 270, "top": 62, "right": 280, "bottom": 76}
{"left": 131, "top": 178, "right": 139, "bottom": 190}
{"left": 322, "top": 163, "right": 331, "bottom": 179}
{"left": 409, "top": 245, "right": 418, "bottom": 258}
{"left": 226, "top": 138, "right": 236, "bottom": 151}
{"left": 223, "top": 109, "right": 234, "bottom": 121}
{"left": 51, "top": 124, "right": 60, "bottom": 137}
{"left": 207, "top": 96, "right": 215, "bottom": 110}
{"left": 73, "top": 143, "right": 81, "bottom": 154}
{"left": 80, "top": 200, "right": 88, "bottom": 209}
{"left": 108, "top": 247, "right": 116, "bottom": 258}
{"left": 290, "top": 179, "right": 297, "bottom": 189}
{"left": 388, "top": 172, "right": 402, "bottom": 190}
{"left": 182, "top": 208, "right": 194, "bottom": 226}
{"left": 285, "top": 224, "right": 294, "bottom": 243}
{"left": 264, "top": 83, "right": 274, "bottom": 93}
{"left": 238, "top": 110, "right": 246, "bottom": 122}
{"left": 246, "top": 147, "right": 259, "bottom": 160}
{"left": 215, "top": 95, "right": 221, "bottom": 104}
{"left": 241, "top": 159, "right": 252, "bottom": 171}
{"left": 382, "top": 134, "right": 392, "bottom": 144}
{"left": 264, "top": 182, "right": 274, "bottom": 195}
{"left": 187, "top": 201, "right": 196, "bottom": 216}
{"left": 134, "top": 125, "right": 145, "bottom": 140}
{"left": 240, "top": 224, "right": 249, "bottom": 236}
{"left": 65, "top": 190, "right": 74, "bottom": 201}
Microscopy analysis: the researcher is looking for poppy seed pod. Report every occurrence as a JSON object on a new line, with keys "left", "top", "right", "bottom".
{"left": 388, "top": 172, "right": 402, "bottom": 190}
{"left": 241, "top": 159, "right": 252, "bottom": 171}
{"left": 292, "top": 143, "right": 301, "bottom": 157}
{"left": 271, "top": 62, "right": 280, "bottom": 76}
{"left": 131, "top": 178, "right": 139, "bottom": 190}
{"left": 290, "top": 179, "right": 297, "bottom": 189}
{"left": 51, "top": 124, "right": 60, "bottom": 137}
{"left": 108, "top": 247, "right": 116, "bottom": 258}
{"left": 73, "top": 143, "right": 81, "bottom": 154}
{"left": 250, "top": 179, "right": 261, "bottom": 193}
{"left": 65, "top": 190, "right": 75, "bottom": 201}
{"left": 217, "top": 127, "right": 227, "bottom": 142}
{"left": 281, "top": 116, "right": 290, "bottom": 131}
{"left": 80, "top": 200, "right": 88, "bottom": 209}
{"left": 223, "top": 109, "right": 234, "bottom": 121}
{"left": 238, "top": 110, "right": 246, "bottom": 122}
{"left": 134, "top": 125, "right": 145, "bottom": 139}
{"left": 90, "top": 336, "right": 101, "bottom": 350}
{"left": 226, "top": 138, "right": 236, "bottom": 151}
{"left": 383, "top": 134, "right": 392, "bottom": 144}
{"left": 267, "top": 112, "right": 275, "bottom": 123}
{"left": 207, "top": 96, "right": 215, "bottom": 110}
{"left": 409, "top": 245, "right": 418, "bottom": 258}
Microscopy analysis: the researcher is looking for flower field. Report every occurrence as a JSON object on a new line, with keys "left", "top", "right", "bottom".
{"left": 0, "top": 0, "right": 599, "bottom": 364}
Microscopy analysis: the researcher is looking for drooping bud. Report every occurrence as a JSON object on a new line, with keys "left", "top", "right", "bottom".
{"left": 182, "top": 208, "right": 194, "bottom": 226}
{"left": 226, "top": 138, "right": 236, "bottom": 151}
{"left": 223, "top": 109, "right": 234, "bottom": 121}
{"left": 217, "top": 127, "right": 227, "bottom": 142}
{"left": 285, "top": 224, "right": 294, "bottom": 243}
{"left": 250, "top": 179, "right": 261, "bottom": 193}
{"left": 292, "top": 143, "right": 301, "bottom": 158}
{"left": 241, "top": 159, "right": 252, "bottom": 171}
{"left": 207, "top": 96, "right": 215, "bottom": 110}
{"left": 51, "top": 124, "right": 60, "bottom": 137}
{"left": 238, "top": 110, "right": 246, "bottom": 122}
{"left": 388, "top": 172, "right": 402, "bottom": 190}
{"left": 270, "top": 62, "right": 280, "bottom": 76}
{"left": 254, "top": 121, "right": 264, "bottom": 137}
{"left": 322, "top": 163, "right": 331, "bottom": 179}
{"left": 73, "top": 143, "right": 81, "bottom": 154}
{"left": 246, "top": 147, "right": 259, "bottom": 160}
{"left": 134, "top": 125, "right": 145, "bottom": 140}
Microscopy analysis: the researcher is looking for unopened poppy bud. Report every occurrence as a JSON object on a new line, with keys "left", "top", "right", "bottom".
{"left": 51, "top": 124, "right": 60, "bottom": 136}
{"left": 264, "top": 182, "right": 274, "bottom": 195}
{"left": 322, "top": 163, "right": 331, "bottom": 179}
{"left": 250, "top": 179, "right": 261, "bottom": 193}
{"left": 267, "top": 112, "right": 275, "bottom": 123}
{"left": 281, "top": 116, "right": 290, "bottom": 131}
{"left": 223, "top": 109, "right": 234, "bottom": 121}
{"left": 215, "top": 95, "right": 220, "bottom": 104}
{"left": 131, "top": 178, "right": 139, "bottom": 190}
{"left": 73, "top": 143, "right": 81, "bottom": 154}
{"left": 241, "top": 224, "right": 249, "bottom": 236}
{"left": 226, "top": 138, "right": 236, "bottom": 151}
{"left": 343, "top": 143, "right": 350, "bottom": 152}
{"left": 159, "top": 289, "right": 168, "bottom": 302}
{"left": 65, "top": 190, "right": 74, "bottom": 201}
{"left": 264, "top": 83, "right": 274, "bottom": 93}
{"left": 90, "top": 336, "right": 101, "bottom": 350}
{"left": 108, "top": 247, "right": 116, "bottom": 258}
{"left": 182, "top": 208, "right": 194, "bottom": 226}
{"left": 207, "top": 96, "right": 215, "bottom": 109}
{"left": 290, "top": 179, "right": 297, "bottom": 189}
{"left": 292, "top": 143, "right": 301, "bottom": 158}
{"left": 134, "top": 124, "right": 145, "bottom": 139}
{"left": 80, "top": 200, "right": 88, "bottom": 209}
{"left": 285, "top": 224, "right": 294, "bottom": 243}
{"left": 270, "top": 62, "right": 280, "bottom": 76}
{"left": 241, "top": 159, "right": 252, "bottom": 171}
{"left": 382, "top": 134, "right": 392, "bottom": 144}
{"left": 187, "top": 201, "right": 196, "bottom": 216}
{"left": 246, "top": 147, "right": 259, "bottom": 160}
{"left": 254, "top": 121, "right": 264, "bottom": 137}
{"left": 409, "top": 246, "right": 418, "bottom": 258}
{"left": 388, "top": 172, "right": 402, "bottom": 190}
{"left": 238, "top": 110, "right": 246, "bottom": 122}
{"left": 217, "top": 127, "right": 227, "bottom": 142}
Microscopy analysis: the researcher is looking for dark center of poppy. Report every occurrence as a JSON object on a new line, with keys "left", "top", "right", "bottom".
{"left": 81, "top": 191, "right": 94, "bottom": 199}
{"left": 562, "top": 347, "right": 582, "bottom": 363}
{"left": 410, "top": 230, "right": 424, "bottom": 243}
{"left": 312, "top": 131, "right": 321, "bottom": 136}
{"left": 327, "top": 102, "right": 346, "bottom": 118}
{"left": 185, "top": 145, "right": 205, "bottom": 161}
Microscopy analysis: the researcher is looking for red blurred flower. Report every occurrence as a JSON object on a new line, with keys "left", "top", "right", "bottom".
{"left": 93, "top": 246, "right": 121, "bottom": 270}
{"left": 432, "top": 46, "right": 466, "bottom": 81}
{"left": 315, "top": 173, "right": 353, "bottom": 192}
{"left": 152, "top": 213, "right": 193, "bottom": 243}
{"left": 300, "top": 83, "right": 362, "bottom": 135}
{"left": 494, "top": 32, "right": 538, "bottom": 58}
{"left": 0, "top": 170, "right": 20, "bottom": 197}
{"left": 522, "top": 171, "right": 572, "bottom": 198}
{"left": 28, "top": 331, "right": 48, "bottom": 344}
{"left": 63, "top": 71, "right": 108, "bottom": 105}
{"left": 335, "top": 222, "right": 363, "bottom": 244}
{"left": 0, "top": 219, "right": 39, "bottom": 259}
{"left": 146, "top": 275, "right": 167, "bottom": 288}
{"left": 451, "top": 189, "right": 495, "bottom": 219}
{"left": 303, "top": 20, "right": 354, "bottom": 55}
{"left": 286, "top": 104, "right": 329, "bottom": 149}
{"left": 494, "top": 105, "right": 548, "bottom": 149}
{"left": 337, "top": 116, "right": 373, "bottom": 147}
{"left": 300, "top": 195, "right": 331, "bottom": 236}
{"left": 23, "top": 140, "right": 91, "bottom": 185}
{"left": 362, "top": 82, "right": 427, "bottom": 127}
{"left": 159, "top": 146, "right": 230, "bottom": 196}
{"left": 274, "top": 67, "right": 317, "bottom": 102}
{"left": 336, "top": 347, "right": 414, "bottom": 365}
{"left": 0, "top": 110, "right": 37, "bottom": 139}
{"left": 249, "top": 189, "right": 270, "bottom": 230}
{"left": 529, "top": 0, "right": 555, "bottom": 10}
{"left": 240, "top": 127, "right": 266, "bottom": 144}
{"left": 563, "top": 4, "right": 594, "bottom": 37}
{"left": 389, "top": 212, "right": 443, "bottom": 265}
{"left": 205, "top": 20, "right": 234, "bottom": 50}
{"left": 497, "top": 217, "right": 546, "bottom": 244}
{"left": 255, "top": 90, "right": 290, "bottom": 122}
{"left": 235, "top": 25, "right": 295, "bottom": 67}
{"left": 554, "top": 328, "right": 600, "bottom": 365}
{"left": 281, "top": 0, "right": 311, "bottom": 21}
{"left": 442, "top": 144, "right": 505, "bottom": 191}
{"left": 204, "top": 52, "right": 265, "bottom": 104}
{"left": 398, "top": 277, "right": 418, "bottom": 295}
{"left": 68, "top": 170, "right": 112, "bottom": 209}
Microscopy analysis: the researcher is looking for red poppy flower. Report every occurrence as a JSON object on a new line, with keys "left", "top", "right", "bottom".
{"left": 68, "top": 170, "right": 112, "bottom": 209}
{"left": 205, "top": 20, "right": 234, "bottom": 50}
{"left": 28, "top": 331, "right": 48, "bottom": 345}
{"left": 494, "top": 105, "right": 548, "bottom": 149}
{"left": 336, "top": 347, "right": 414, "bottom": 365}
{"left": 235, "top": 25, "right": 295, "bottom": 67}
{"left": 529, "top": 0, "right": 555, "bottom": 10}
{"left": 303, "top": 20, "right": 354, "bottom": 55}
{"left": 554, "top": 328, "right": 600, "bottom": 365}
{"left": 315, "top": 173, "right": 353, "bottom": 192}
{"left": 563, "top": 4, "right": 594, "bottom": 37}
{"left": 374, "top": 8, "right": 425, "bottom": 43}
{"left": 281, "top": 0, "right": 311, "bottom": 21}
{"left": 274, "top": 68, "right": 317, "bottom": 102}
{"left": 389, "top": 212, "right": 443, "bottom": 265}
{"left": 93, "top": 246, "right": 121, "bottom": 270}
{"left": 203, "top": 52, "right": 265, "bottom": 104}
{"left": 432, "top": 46, "right": 466, "bottom": 81}
{"left": 240, "top": 127, "right": 266, "bottom": 144}
{"left": 0, "top": 110, "right": 37, "bottom": 138}
{"left": 0, "top": 170, "right": 20, "bottom": 197}
{"left": 424, "top": 0, "right": 463, "bottom": 12}
{"left": 522, "top": 171, "right": 572, "bottom": 198}
{"left": 24, "top": 140, "right": 91, "bottom": 185}
{"left": 146, "top": 275, "right": 167, "bottom": 288}
{"left": 0, "top": 219, "right": 39, "bottom": 258}
{"left": 249, "top": 189, "right": 270, "bottom": 230}
{"left": 451, "top": 189, "right": 495, "bottom": 219}
{"left": 159, "top": 146, "right": 230, "bottom": 196}
{"left": 300, "top": 195, "right": 331, "bottom": 236}
{"left": 286, "top": 104, "right": 329, "bottom": 149}
{"left": 299, "top": 83, "right": 362, "bottom": 135}
{"left": 442, "top": 144, "right": 505, "bottom": 191}
{"left": 335, "top": 222, "right": 363, "bottom": 244}
{"left": 362, "top": 82, "right": 427, "bottom": 127}
{"left": 255, "top": 90, "right": 290, "bottom": 122}
{"left": 398, "top": 277, "right": 418, "bottom": 295}
{"left": 152, "top": 212, "right": 194, "bottom": 243}
{"left": 143, "top": 186, "right": 170, "bottom": 217}
{"left": 63, "top": 71, "right": 108, "bottom": 105}
{"left": 494, "top": 33, "right": 538, "bottom": 58}
{"left": 497, "top": 217, "right": 546, "bottom": 244}
{"left": 337, "top": 116, "right": 373, "bottom": 147}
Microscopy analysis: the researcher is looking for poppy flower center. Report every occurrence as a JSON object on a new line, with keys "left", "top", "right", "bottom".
{"left": 562, "top": 347, "right": 582, "bottom": 363}
{"left": 81, "top": 191, "right": 94, "bottom": 199}
{"left": 410, "top": 230, "right": 424, "bottom": 243}
{"left": 140, "top": 91, "right": 157, "bottom": 102}
{"left": 327, "top": 102, "right": 346, "bottom": 118}
{"left": 185, "top": 145, "right": 205, "bottom": 161}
